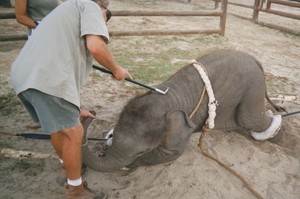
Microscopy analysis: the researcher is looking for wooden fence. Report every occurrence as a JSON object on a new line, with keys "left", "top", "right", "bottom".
{"left": 0, "top": 0, "right": 228, "bottom": 41}
{"left": 253, "top": 0, "right": 300, "bottom": 20}
{"left": 217, "top": 0, "right": 300, "bottom": 35}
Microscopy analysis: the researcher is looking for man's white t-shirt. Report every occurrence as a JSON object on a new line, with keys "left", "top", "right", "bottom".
{"left": 11, "top": 0, "right": 109, "bottom": 108}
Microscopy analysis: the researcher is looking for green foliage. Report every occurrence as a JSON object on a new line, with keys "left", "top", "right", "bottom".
{"left": 11, "top": 159, "right": 45, "bottom": 176}
{"left": 0, "top": 140, "right": 12, "bottom": 148}
{"left": 0, "top": 89, "right": 21, "bottom": 116}
{"left": 110, "top": 34, "right": 228, "bottom": 84}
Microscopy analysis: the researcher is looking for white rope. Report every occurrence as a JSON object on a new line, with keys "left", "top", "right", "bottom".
{"left": 190, "top": 60, "right": 218, "bottom": 129}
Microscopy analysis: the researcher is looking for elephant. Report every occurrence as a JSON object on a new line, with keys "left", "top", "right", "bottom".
{"left": 81, "top": 49, "right": 285, "bottom": 172}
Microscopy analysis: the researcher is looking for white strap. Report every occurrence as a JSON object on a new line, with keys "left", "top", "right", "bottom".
{"left": 191, "top": 60, "right": 218, "bottom": 129}
{"left": 251, "top": 110, "right": 282, "bottom": 140}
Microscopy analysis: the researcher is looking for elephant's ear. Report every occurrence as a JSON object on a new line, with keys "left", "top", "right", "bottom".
{"left": 165, "top": 110, "right": 196, "bottom": 130}
{"left": 164, "top": 110, "right": 196, "bottom": 151}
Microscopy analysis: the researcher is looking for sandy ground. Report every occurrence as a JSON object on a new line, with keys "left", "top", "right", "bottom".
{"left": 0, "top": 0, "right": 299, "bottom": 199}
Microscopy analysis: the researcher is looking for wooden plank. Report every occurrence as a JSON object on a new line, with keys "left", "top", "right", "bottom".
{"left": 112, "top": 10, "right": 222, "bottom": 17}
{"left": 0, "top": 29, "right": 221, "bottom": 41}
{"left": 258, "top": 7, "right": 300, "bottom": 20}
{"left": 0, "top": 10, "right": 223, "bottom": 18}
{"left": 255, "top": 20, "right": 300, "bottom": 36}
{"left": 228, "top": 2, "right": 254, "bottom": 9}
{"left": 268, "top": 0, "right": 300, "bottom": 8}
{"left": 109, "top": 29, "right": 221, "bottom": 36}
{"left": 0, "top": 12, "right": 15, "bottom": 19}
{"left": 0, "top": 34, "right": 27, "bottom": 41}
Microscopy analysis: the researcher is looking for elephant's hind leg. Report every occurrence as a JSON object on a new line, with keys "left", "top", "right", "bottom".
{"left": 250, "top": 110, "right": 282, "bottom": 140}
{"left": 236, "top": 84, "right": 282, "bottom": 140}
{"left": 236, "top": 85, "right": 273, "bottom": 134}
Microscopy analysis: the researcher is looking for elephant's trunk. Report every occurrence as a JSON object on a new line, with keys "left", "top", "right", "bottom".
{"left": 81, "top": 144, "right": 133, "bottom": 172}
{"left": 81, "top": 114, "right": 134, "bottom": 172}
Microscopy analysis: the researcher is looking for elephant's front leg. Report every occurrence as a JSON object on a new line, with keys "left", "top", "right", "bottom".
{"left": 127, "top": 142, "right": 187, "bottom": 169}
{"left": 127, "top": 110, "right": 196, "bottom": 168}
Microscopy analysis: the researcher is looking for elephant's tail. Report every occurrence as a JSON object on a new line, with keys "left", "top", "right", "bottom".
{"left": 265, "top": 93, "right": 287, "bottom": 113}
{"left": 254, "top": 58, "right": 287, "bottom": 113}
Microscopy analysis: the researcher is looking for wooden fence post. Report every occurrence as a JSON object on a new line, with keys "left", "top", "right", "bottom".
{"left": 220, "top": 0, "right": 228, "bottom": 36}
{"left": 253, "top": 0, "right": 261, "bottom": 22}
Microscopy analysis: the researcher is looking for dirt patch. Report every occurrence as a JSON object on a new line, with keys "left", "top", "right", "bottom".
{"left": 0, "top": 0, "right": 299, "bottom": 199}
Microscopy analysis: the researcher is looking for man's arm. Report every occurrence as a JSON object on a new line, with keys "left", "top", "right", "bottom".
{"left": 86, "top": 34, "right": 131, "bottom": 80}
{"left": 15, "top": 0, "right": 37, "bottom": 29}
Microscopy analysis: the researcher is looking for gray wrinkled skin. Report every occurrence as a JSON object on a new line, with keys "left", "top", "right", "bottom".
{"left": 82, "top": 49, "right": 283, "bottom": 172}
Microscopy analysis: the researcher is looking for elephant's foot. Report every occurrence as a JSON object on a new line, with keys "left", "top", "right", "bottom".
{"left": 251, "top": 110, "right": 282, "bottom": 141}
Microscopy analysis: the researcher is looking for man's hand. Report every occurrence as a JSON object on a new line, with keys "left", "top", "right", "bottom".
{"left": 80, "top": 110, "right": 96, "bottom": 122}
{"left": 112, "top": 67, "right": 132, "bottom": 81}
{"left": 86, "top": 35, "right": 132, "bottom": 81}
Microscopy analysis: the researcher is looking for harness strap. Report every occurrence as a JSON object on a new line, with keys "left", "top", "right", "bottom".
{"left": 189, "top": 60, "right": 218, "bottom": 129}
{"left": 189, "top": 88, "right": 206, "bottom": 119}
{"left": 190, "top": 60, "right": 263, "bottom": 199}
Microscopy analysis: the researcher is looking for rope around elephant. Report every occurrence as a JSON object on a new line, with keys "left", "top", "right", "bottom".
{"left": 189, "top": 61, "right": 264, "bottom": 199}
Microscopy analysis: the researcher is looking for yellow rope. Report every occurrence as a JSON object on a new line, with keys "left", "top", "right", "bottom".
{"left": 189, "top": 88, "right": 206, "bottom": 119}
{"left": 198, "top": 129, "right": 264, "bottom": 199}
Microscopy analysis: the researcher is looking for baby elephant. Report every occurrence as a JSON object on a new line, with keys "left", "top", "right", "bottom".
{"left": 82, "top": 49, "right": 285, "bottom": 172}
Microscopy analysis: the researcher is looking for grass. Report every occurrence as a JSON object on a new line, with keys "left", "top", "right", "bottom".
{"left": 0, "top": 89, "right": 22, "bottom": 116}
{"left": 265, "top": 72, "right": 295, "bottom": 94}
{"left": 110, "top": 34, "right": 228, "bottom": 84}
{"left": 0, "top": 140, "right": 12, "bottom": 149}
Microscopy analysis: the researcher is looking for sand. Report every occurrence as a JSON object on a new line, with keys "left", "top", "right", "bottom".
{"left": 0, "top": 0, "right": 299, "bottom": 199}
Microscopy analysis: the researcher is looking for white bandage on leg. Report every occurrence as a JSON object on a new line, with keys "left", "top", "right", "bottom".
{"left": 251, "top": 110, "right": 282, "bottom": 141}
{"left": 105, "top": 128, "right": 114, "bottom": 146}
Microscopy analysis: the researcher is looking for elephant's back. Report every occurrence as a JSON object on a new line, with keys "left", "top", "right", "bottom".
{"left": 197, "top": 49, "right": 267, "bottom": 128}
{"left": 157, "top": 49, "right": 266, "bottom": 129}
{"left": 198, "top": 49, "right": 263, "bottom": 76}
{"left": 197, "top": 49, "right": 265, "bottom": 89}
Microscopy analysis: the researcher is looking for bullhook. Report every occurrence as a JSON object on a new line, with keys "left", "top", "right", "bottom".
{"left": 92, "top": 65, "right": 169, "bottom": 95}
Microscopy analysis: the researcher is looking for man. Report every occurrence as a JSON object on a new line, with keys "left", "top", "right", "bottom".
{"left": 11, "top": 0, "right": 131, "bottom": 198}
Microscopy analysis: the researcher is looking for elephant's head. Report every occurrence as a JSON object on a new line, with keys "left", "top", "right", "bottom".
{"left": 82, "top": 93, "right": 196, "bottom": 172}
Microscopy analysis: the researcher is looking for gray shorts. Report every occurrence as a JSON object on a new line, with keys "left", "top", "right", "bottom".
{"left": 18, "top": 89, "right": 80, "bottom": 134}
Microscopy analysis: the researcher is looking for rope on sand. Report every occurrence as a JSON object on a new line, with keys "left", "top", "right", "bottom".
{"left": 198, "top": 129, "right": 264, "bottom": 199}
